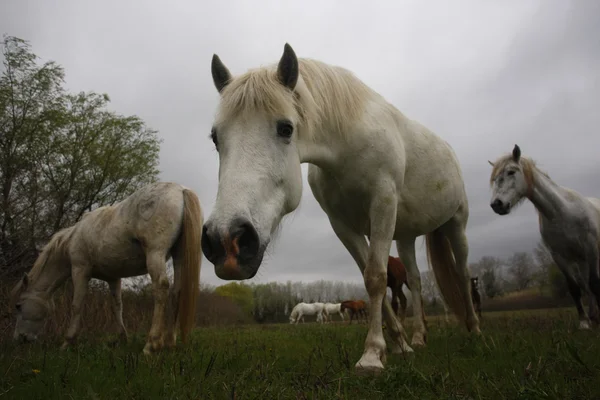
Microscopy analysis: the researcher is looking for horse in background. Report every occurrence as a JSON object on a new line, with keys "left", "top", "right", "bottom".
{"left": 289, "top": 302, "right": 325, "bottom": 324}
{"left": 323, "top": 302, "right": 345, "bottom": 322}
{"left": 471, "top": 277, "right": 482, "bottom": 319}
{"left": 387, "top": 256, "right": 410, "bottom": 324}
{"left": 341, "top": 300, "right": 368, "bottom": 324}
{"left": 10, "top": 182, "right": 203, "bottom": 354}
{"left": 489, "top": 144, "right": 600, "bottom": 330}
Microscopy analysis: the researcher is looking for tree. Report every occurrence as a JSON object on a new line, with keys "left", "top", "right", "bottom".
{"left": 477, "top": 256, "right": 502, "bottom": 298}
{"left": 215, "top": 282, "right": 254, "bottom": 316}
{"left": 0, "top": 35, "right": 161, "bottom": 278}
{"left": 508, "top": 252, "right": 535, "bottom": 291}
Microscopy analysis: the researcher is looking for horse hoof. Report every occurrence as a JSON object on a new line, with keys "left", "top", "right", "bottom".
{"left": 355, "top": 349, "right": 386, "bottom": 375}
{"left": 410, "top": 333, "right": 426, "bottom": 348}
{"left": 355, "top": 358, "right": 385, "bottom": 375}
{"left": 579, "top": 321, "right": 592, "bottom": 330}
{"left": 389, "top": 341, "right": 414, "bottom": 355}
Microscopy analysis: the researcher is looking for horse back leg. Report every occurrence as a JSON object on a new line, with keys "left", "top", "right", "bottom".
{"left": 108, "top": 279, "right": 128, "bottom": 343}
{"left": 396, "top": 239, "right": 428, "bottom": 346}
{"left": 62, "top": 264, "right": 92, "bottom": 350}
{"left": 398, "top": 288, "right": 408, "bottom": 324}
{"left": 143, "top": 250, "right": 170, "bottom": 354}
{"left": 435, "top": 209, "right": 480, "bottom": 334}
{"left": 163, "top": 249, "right": 184, "bottom": 349}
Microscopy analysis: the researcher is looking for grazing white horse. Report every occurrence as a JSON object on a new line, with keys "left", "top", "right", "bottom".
{"left": 489, "top": 144, "right": 600, "bottom": 329}
{"left": 201, "top": 43, "right": 480, "bottom": 374}
{"left": 323, "top": 302, "right": 345, "bottom": 322}
{"left": 10, "top": 182, "right": 203, "bottom": 354}
{"left": 289, "top": 302, "right": 325, "bottom": 324}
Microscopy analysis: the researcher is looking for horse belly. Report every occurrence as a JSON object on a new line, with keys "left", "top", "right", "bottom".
{"left": 91, "top": 241, "right": 148, "bottom": 280}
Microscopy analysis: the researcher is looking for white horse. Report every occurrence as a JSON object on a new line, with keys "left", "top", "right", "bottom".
{"left": 10, "top": 182, "right": 203, "bottom": 354}
{"left": 289, "top": 302, "right": 325, "bottom": 324}
{"left": 201, "top": 43, "right": 480, "bottom": 374}
{"left": 323, "top": 302, "right": 345, "bottom": 322}
{"left": 489, "top": 144, "right": 600, "bottom": 329}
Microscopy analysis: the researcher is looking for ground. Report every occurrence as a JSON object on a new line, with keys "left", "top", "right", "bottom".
{"left": 1, "top": 308, "right": 600, "bottom": 399}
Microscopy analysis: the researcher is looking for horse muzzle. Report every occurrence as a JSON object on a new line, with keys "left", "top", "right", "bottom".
{"left": 202, "top": 217, "right": 265, "bottom": 280}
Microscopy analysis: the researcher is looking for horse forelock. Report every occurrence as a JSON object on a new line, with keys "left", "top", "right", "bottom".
{"left": 215, "top": 58, "right": 373, "bottom": 142}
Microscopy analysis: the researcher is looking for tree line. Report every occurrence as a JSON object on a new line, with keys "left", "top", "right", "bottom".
{"left": 0, "top": 35, "right": 161, "bottom": 279}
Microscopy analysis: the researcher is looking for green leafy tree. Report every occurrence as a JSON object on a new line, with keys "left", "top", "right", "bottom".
{"left": 0, "top": 35, "right": 161, "bottom": 278}
{"left": 214, "top": 282, "right": 254, "bottom": 316}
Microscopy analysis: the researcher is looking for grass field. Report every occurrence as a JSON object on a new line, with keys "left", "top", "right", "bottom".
{"left": 2, "top": 307, "right": 600, "bottom": 400}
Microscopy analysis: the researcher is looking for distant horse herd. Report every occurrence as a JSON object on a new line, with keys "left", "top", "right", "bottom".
{"left": 9, "top": 43, "right": 599, "bottom": 375}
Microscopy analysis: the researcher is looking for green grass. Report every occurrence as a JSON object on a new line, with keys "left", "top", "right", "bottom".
{"left": 2, "top": 308, "right": 600, "bottom": 399}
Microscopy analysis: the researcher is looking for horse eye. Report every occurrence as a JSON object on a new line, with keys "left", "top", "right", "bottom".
{"left": 209, "top": 128, "right": 218, "bottom": 150}
{"left": 507, "top": 170, "right": 516, "bottom": 176}
{"left": 276, "top": 121, "right": 294, "bottom": 139}
{"left": 15, "top": 303, "right": 22, "bottom": 312}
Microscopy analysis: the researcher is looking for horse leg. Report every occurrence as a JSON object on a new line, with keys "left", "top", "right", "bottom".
{"left": 398, "top": 288, "right": 408, "bottom": 325}
{"left": 328, "top": 216, "right": 412, "bottom": 360}
{"left": 108, "top": 279, "right": 128, "bottom": 344}
{"left": 391, "top": 289, "right": 399, "bottom": 317}
{"left": 396, "top": 239, "right": 427, "bottom": 347}
{"left": 586, "top": 247, "right": 600, "bottom": 325}
{"left": 553, "top": 252, "right": 591, "bottom": 330}
{"left": 143, "top": 251, "right": 170, "bottom": 354}
{"left": 163, "top": 253, "right": 184, "bottom": 349}
{"left": 61, "top": 266, "right": 91, "bottom": 350}
{"left": 350, "top": 195, "right": 403, "bottom": 373}
{"left": 438, "top": 212, "right": 481, "bottom": 334}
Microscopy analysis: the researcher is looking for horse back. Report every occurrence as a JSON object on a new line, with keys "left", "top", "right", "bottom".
{"left": 70, "top": 182, "right": 187, "bottom": 278}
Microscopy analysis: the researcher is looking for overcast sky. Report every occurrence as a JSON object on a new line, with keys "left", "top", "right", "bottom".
{"left": 2, "top": 0, "right": 599, "bottom": 287}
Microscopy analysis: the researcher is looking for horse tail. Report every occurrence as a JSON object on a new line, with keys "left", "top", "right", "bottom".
{"left": 176, "top": 188, "right": 203, "bottom": 343}
{"left": 425, "top": 228, "right": 469, "bottom": 330}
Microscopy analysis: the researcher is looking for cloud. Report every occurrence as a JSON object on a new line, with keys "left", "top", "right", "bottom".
{"left": 2, "top": 0, "right": 599, "bottom": 288}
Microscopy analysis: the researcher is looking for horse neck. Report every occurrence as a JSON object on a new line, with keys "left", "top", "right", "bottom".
{"left": 30, "top": 251, "right": 71, "bottom": 299}
{"left": 527, "top": 168, "right": 569, "bottom": 220}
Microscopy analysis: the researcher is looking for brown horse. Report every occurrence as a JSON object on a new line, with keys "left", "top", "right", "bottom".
{"left": 341, "top": 300, "right": 368, "bottom": 324}
{"left": 471, "top": 277, "right": 482, "bottom": 319}
{"left": 387, "top": 256, "right": 427, "bottom": 325}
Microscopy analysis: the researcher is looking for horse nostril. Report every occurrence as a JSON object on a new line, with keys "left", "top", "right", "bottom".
{"left": 490, "top": 199, "right": 503, "bottom": 209}
{"left": 231, "top": 219, "right": 260, "bottom": 262}
{"left": 201, "top": 223, "right": 225, "bottom": 264}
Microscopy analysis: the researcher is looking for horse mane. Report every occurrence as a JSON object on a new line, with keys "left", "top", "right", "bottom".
{"left": 489, "top": 154, "right": 551, "bottom": 187}
{"left": 216, "top": 58, "right": 377, "bottom": 142}
{"left": 27, "top": 226, "right": 75, "bottom": 283}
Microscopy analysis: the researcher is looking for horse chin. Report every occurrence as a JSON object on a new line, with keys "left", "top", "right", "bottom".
{"left": 214, "top": 253, "right": 263, "bottom": 281}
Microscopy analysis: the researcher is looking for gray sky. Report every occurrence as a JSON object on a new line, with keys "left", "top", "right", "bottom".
{"left": 2, "top": 0, "right": 599, "bottom": 287}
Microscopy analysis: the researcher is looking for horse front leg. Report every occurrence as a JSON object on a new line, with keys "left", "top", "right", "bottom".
{"left": 143, "top": 251, "right": 170, "bottom": 354}
{"left": 108, "top": 279, "right": 128, "bottom": 344}
{"left": 61, "top": 266, "right": 91, "bottom": 350}
{"left": 354, "top": 193, "right": 399, "bottom": 375}
{"left": 553, "top": 252, "right": 591, "bottom": 330}
{"left": 328, "top": 215, "right": 412, "bottom": 363}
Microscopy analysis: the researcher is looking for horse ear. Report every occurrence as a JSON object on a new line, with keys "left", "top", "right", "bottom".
{"left": 512, "top": 144, "right": 521, "bottom": 162}
{"left": 488, "top": 160, "right": 494, "bottom": 167}
{"left": 277, "top": 43, "right": 299, "bottom": 90}
{"left": 211, "top": 54, "right": 232, "bottom": 93}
